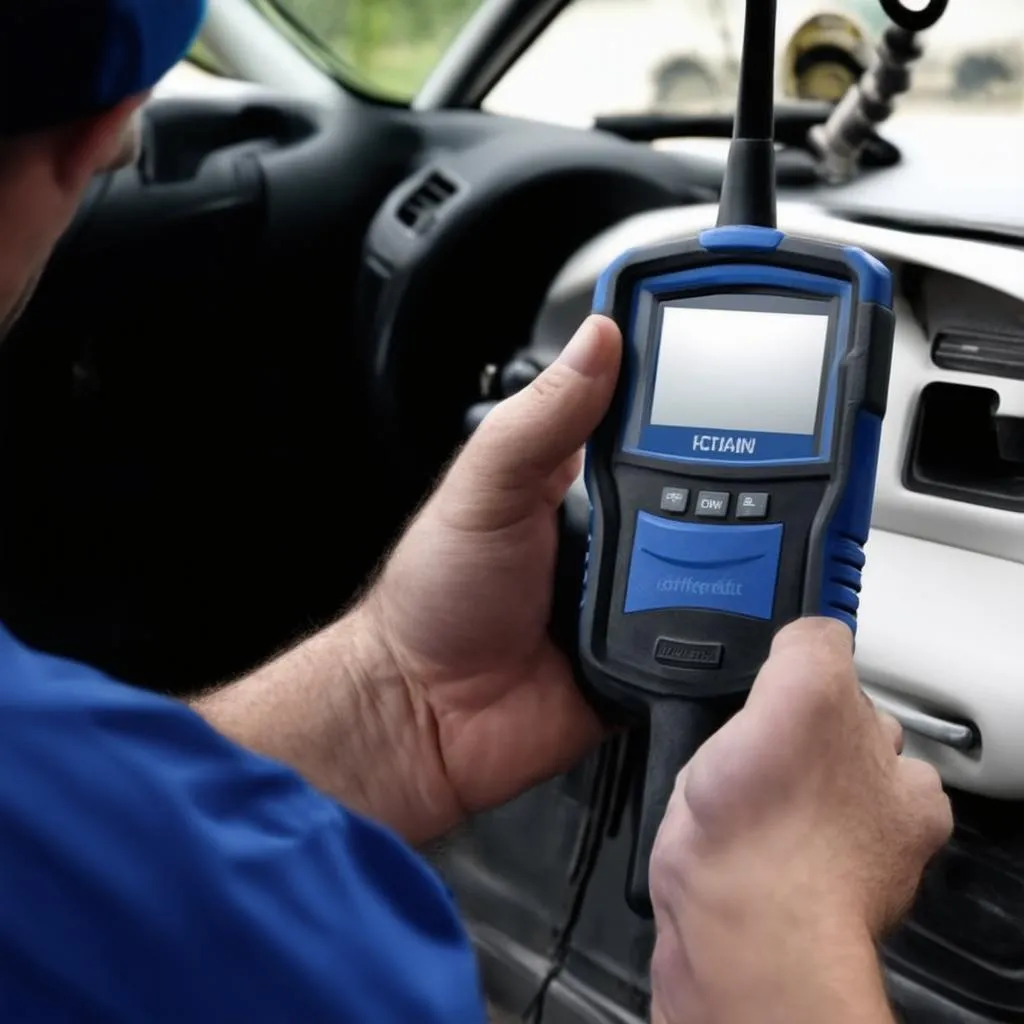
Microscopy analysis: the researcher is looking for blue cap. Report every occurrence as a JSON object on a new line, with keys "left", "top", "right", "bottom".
{"left": 0, "top": 0, "right": 207, "bottom": 136}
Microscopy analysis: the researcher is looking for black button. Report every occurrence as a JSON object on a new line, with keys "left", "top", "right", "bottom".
{"left": 659, "top": 487, "right": 689, "bottom": 514}
{"left": 654, "top": 637, "right": 724, "bottom": 669}
{"left": 737, "top": 492, "right": 769, "bottom": 519}
{"left": 695, "top": 491, "right": 729, "bottom": 517}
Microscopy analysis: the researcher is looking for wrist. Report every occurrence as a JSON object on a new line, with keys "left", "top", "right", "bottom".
{"left": 195, "top": 595, "right": 463, "bottom": 846}
{"left": 651, "top": 854, "right": 894, "bottom": 1024}
{"left": 342, "top": 592, "right": 465, "bottom": 844}
{"left": 653, "top": 927, "right": 892, "bottom": 1024}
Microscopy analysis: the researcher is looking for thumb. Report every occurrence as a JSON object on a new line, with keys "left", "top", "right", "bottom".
{"left": 461, "top": 315, "right": 622, "bottom": 488}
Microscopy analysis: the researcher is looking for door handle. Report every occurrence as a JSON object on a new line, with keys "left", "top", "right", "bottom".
{"left": 869, "top": 692, "right": 977, "bottom": 752}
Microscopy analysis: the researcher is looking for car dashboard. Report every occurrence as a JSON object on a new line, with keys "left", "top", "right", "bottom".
{"left": 445, "top": 200, "right": 1024, "bottom": 1024}
{"left": 544, "top": 200, "right": 1024, "bottom": 799}
{"left": 348, "top": 96, "right": 1024, "bottom": 1021}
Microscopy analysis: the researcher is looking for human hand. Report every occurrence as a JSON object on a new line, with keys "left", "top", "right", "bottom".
{"left": 648, "top": 618, "right": 953, "bottom": 1024}
{"left": 365, "top": 315, "right": 622, "bottom": 836}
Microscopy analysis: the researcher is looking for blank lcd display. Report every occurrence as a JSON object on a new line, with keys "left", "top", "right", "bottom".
{"left": 648, "top": 304, "right": 831, "bottom": 436}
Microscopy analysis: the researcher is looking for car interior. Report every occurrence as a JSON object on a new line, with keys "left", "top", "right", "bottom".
{"left": 1, "top": 0, "right": 1022, "bottom": 1020}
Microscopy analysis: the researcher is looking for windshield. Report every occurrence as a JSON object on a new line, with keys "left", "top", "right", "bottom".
{"left": 484, "top": 0, "right": 1024, "bottom": 127}
{"left": 250, "top": 0, "right": 482, "bottom": 100}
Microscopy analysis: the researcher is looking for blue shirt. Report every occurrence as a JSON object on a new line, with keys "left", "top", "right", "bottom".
{"left": 0, "top": 623, "right": 486, "bottom": 1022}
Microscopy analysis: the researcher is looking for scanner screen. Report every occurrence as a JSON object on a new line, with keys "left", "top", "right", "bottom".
{"left": 649, "top": 304, "right": 830, "bottom": 437}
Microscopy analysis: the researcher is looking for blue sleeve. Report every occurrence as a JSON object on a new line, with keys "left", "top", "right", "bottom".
{"left": 0, "top": 625, "right": 487, "bottom": 1023}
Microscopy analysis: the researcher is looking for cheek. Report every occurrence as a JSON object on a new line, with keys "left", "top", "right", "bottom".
{"left": 0, "top": 268, "right": 44, "bottom": 343}
{"left": 103, "top": 113, "right": 143, "bottom": 172}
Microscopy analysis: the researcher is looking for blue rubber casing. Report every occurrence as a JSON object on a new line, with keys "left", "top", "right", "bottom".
{"left": 579, "top": 225, "right": 895, "bottom": 705}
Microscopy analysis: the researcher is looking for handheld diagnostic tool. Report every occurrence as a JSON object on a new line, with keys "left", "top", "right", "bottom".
{"left": 578, "top": 0, "right": 917, "bottom": 918}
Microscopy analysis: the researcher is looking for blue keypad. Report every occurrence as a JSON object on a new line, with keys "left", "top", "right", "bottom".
{"left": 624, "top": 512, "right": 784, "bottom": 620}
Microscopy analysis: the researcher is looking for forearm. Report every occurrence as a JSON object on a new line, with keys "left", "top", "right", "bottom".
{"left": 192, "top": 599, "right": 459, "bottom": 845}
{"left": 651, "top": 915, "right": 894, "bottom": 1024}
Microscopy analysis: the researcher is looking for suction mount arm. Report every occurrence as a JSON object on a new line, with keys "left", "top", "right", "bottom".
{"left": 811, "top": 0, "right": 950, "bottom": 182}
{"left": 880, "top": 0, "right": 949, "bottom": 33}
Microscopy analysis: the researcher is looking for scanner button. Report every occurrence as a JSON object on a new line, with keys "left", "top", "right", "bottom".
{"left": 625, "top": 512, "right": 783, "bottom": 620}
{"left": 659, "top": 487, "right": 689, "bottom": 514}
{"left": 695, "top": 491, "right": 730, "bottom": 517}
{"left": 654, "top": 637, "right": 723, "bottom": 669}
{"left": 736, "top": 492, "right": 769, "bottom": 519}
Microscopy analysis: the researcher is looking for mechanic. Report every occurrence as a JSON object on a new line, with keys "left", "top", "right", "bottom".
{"left": 0, "top": 0, "right": 952, "bottom": 1021}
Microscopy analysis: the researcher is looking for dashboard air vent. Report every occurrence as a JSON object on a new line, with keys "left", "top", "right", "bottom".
{"left": 396, "top": 170, "right": 458, "bottom": 234}
{"left": 933, "top": 331, "right": 1024, "bottom": 382}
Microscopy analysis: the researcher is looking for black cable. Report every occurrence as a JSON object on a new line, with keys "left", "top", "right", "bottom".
{"left": 519, "top": 735, "right": 631, "bottom": 1023}
{"left": 733, "top": 0, "right": 778, "bottom": 143}
{"left": 566, "top": 742, "right": 616, "bottom": 885}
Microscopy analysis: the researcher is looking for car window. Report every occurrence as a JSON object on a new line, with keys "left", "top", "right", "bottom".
{"left": 484, "top": 0, "right": 1024, "bottom": 127}
{"left": 188, "top": 38, "right": 226, "bottom": 76}
{"left": 248, "top": 0, "right": 484, "bottom": 101}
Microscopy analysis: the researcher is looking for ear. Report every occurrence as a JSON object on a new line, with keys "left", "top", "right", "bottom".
{"left": 52, "top": 94, "right": 149, "bottom": 194}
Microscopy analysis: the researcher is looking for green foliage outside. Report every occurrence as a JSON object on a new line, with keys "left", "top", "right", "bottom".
{"left": 189, "top": 37, "right": 226, "bottom": 75}
{"left": 253, "top": 0, "right": 483, "bottom": 100}
{"left": 195, "top": 0, "right": 895, "bottom": 106}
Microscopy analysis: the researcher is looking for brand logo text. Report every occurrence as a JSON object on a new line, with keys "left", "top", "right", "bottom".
{"left": 693, "top": 434, "right": 757, "bottom": 455}
{"left": 656, "top": 576, "right": 743, "bottom": 597}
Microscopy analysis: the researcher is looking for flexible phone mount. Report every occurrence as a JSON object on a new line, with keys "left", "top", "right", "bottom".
{"left": 813, "top": 0, "right": 951, "bottom": 181}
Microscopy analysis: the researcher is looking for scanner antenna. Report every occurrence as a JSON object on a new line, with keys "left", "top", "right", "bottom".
{"left": 716, "top": 0, "right": 779, "bottom": 229}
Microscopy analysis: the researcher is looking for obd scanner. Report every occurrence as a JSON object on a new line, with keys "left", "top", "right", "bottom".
{"left": 585, "top": 247, "right": 893, "bottom": 662}
{"left": 576, "top": 0, "right": 930, "bottom": 918}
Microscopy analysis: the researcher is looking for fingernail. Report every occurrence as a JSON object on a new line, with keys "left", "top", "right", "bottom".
{"left": 557, "top": 317, "right": 606, "bottom": 378}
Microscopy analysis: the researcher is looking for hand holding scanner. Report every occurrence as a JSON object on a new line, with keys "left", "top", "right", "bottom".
{"left": 578, "top": 0, "right": 899, "bottom": 918}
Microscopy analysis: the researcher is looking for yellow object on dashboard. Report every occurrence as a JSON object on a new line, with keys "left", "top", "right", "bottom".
{"left": 783, "top": 12, "right": 873, "bottom": 102}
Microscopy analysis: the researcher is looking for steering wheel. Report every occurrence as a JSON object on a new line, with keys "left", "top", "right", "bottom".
{"left": 359, "top": 127, "right": 717, "bottom": 499}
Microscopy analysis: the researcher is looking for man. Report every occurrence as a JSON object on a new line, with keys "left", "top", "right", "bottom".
{"left": 0, "top": 0, "right": 951, "bottom": 1020}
